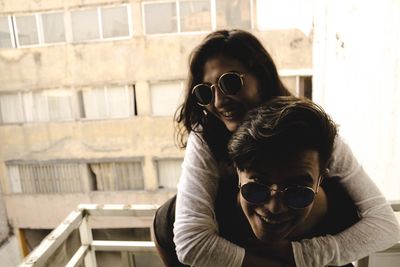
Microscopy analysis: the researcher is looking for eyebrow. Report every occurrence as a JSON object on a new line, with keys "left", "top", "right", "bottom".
{"left": 249, "top": 173, "right": 315, "bottom": 184}
{"left": 286, "top": 174, "right": 314, "bottom": 184}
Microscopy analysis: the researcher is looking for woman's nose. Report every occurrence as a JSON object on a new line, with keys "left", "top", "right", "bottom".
{"left": 213, "top": 85, "right": 227, "bottom": 108}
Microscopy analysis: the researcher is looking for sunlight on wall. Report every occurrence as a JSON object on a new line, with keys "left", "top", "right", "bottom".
{"left": 313, "top": 0, "right": 400, "bottom": 200}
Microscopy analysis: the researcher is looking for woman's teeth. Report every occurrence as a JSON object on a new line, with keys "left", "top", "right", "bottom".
{"left": 222, "top": 111, "right": 233, "bottom": 117}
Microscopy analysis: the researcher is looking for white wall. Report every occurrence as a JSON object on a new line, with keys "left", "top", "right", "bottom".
{"left": 0, "top": 236, "right": 22, "bottom": 267}
{"left": 313, "top": 0, "right": 400, "bottom": 200}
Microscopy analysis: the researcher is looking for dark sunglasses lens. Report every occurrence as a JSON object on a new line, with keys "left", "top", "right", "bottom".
{"left": 284, "top": 187, "right": 315, "bottom": 209}
{"left": 193, "top": 84, "right": 213, "bottom": 105}
{"left": 219, "top": 73, "right": 242, "bottom": 94}
{"left": 241, "top": 183, "right": 270, "bottom": 204}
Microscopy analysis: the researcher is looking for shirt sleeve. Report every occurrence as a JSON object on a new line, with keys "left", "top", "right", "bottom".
{"left": 292, "top": 135, "right": 400, "bottom": 267}
{"left": 173, "top": 132, "right": 245, "bottom": 267}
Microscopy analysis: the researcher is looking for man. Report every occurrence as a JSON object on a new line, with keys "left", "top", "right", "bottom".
{"left": 154, "top": 97, "right": 359, "bottom": 266}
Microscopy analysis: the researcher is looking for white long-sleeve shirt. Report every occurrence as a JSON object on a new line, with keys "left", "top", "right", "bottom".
{"left": 174, "top": 132, "right": 400, "bottom": 267}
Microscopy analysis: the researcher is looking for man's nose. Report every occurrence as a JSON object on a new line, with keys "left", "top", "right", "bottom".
{"left": 263, "top": 190, "right": 288, "bottom": 214}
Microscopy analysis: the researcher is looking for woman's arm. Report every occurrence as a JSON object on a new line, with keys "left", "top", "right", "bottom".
{"left": 173, "top": 132, "right": 245, "bottom": 266}
{"left": 174, "top": 132, "right": 294, "bottom": 266}
{"left": 291, "top": 136, "right": 400, "bottom": 267}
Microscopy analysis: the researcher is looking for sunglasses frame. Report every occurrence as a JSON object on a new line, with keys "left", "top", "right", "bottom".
{"left": 238, "top": 176, "right": 322, "bottom": 209}
{"left": 191, "top": 72, "right": 245, "bottom": 107}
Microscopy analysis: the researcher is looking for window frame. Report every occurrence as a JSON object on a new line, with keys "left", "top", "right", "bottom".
{"left": 0, "top": 15, "right": 16, "bottom": 48}
{"left": 279, "top": 69, "right": 313, "bottom": 98}
{"left": 154, "top": 157, "right": 183, "bottom": 190}
{"left": 79, "top": 84, "right": 136, "bottom": 120}
{"left": 142, "top": 0, "right": 254, "bottom": 35}
{"left": 150, "top": 80, "right": 184, "bottom": 116}
{"left": 0, "top": 88, "right": 81, "bottom": 124}
{"left": 0, "top": 91, "right": 26, "bottom": 124}
{"left": 70, "top": 4, "right": 132, "bottom": 43}
{"left": 13, "top": 10, "right": 67, "bottom": 48}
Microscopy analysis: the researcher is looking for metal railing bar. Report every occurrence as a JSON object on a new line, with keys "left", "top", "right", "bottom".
{"left": 19, "top": 209, "right": 83, "bottom": 266}
{"left": 91, "top": 240, "right": 156, "bottom": 252}
{"left": 78, "top": 204, "right": 158, "bottom": 217}
{"left": 65, "top": 245, "right": 89, "bottom": 267}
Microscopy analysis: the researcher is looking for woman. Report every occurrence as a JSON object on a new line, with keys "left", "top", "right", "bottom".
{"left": 168, "top": 29, "right": 399, "bottom": 266}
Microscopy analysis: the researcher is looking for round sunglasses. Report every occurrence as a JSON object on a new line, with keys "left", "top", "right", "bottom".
{"left": 239, "top": 180, "right": 320, "bottom": 209}
{"left": 192, "top": 72, "right": 244, "bottom": 106}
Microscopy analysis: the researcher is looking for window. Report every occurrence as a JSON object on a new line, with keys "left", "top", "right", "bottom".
{"left": 14, "top": 12, "right": 66, "bottom": 46}
{"left": 81, "top": 85, "right": 135, "bottom": 119}
{"left": 14, "top": 14, "right": 39, "bottom": 46}
{"left": 150, "top": 81, "right": 183, "bottom": 116}
{"left": 41, "top": 12, "right": 66, "bottom": 43}
{"left": 25, "top": 89, "right": 77, "bottom": 122}
{"left": 71, "top": 5, "right": 130, "bottom": 42}
{"left": 0, "top": 16, "right": 14, "bottom": 48}
{"left": 101, "top": 6, "right": 130, "bottom": 38}
{"left": 89, "top": 161, "right": 144, "bottom": 191}
{"left": 143, "top": 2, "right": 177, "bottom": 34}
{"left": 7, "top": 163, "right": 83, "bottom": 193}
{"left": 71, "top": 8, "right": 100, "bottom": 41}
{"left": 216, "top": 0, "right": 251, "bottom": 29}
{"left": 0, "top": 92, "right": 25, "bottom": 123}
{"left": 0, "top": 89, "right": 78, "bottom": 124}
{"left": 280, "top": 74, "right": 312, "bottom": 99}
{"left": 180, "top": 0, "right": 211, "bottom": 32}
{"left": 156, "top": 158, "right": 183, "bottom": 189}
{"left": 143, "top": 0, "right": 251, "bottom": 34}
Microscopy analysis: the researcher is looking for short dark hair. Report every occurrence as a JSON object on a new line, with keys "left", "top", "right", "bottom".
{"left": 175, "top": 30, "right": 291, "bottom": 156}
{"left": 228, "top": 96, "right": 338, "bottom": 172}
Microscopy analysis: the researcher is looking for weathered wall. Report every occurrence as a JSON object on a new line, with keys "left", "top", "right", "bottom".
{"left": 313, "top": 0, "right": 400, "bottom": 200}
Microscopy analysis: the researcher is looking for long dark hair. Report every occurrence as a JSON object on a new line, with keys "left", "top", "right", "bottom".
{"left": 175, "top": 29, "right": 291, "bottom": 161}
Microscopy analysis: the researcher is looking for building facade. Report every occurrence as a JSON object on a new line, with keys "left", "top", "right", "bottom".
{"left": 0, "top": 0, "right": 313, "bottom": 260}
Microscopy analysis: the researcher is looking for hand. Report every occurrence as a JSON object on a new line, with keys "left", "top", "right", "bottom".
{"left": 244, "top": 239, "right": 295, "bottom": 265}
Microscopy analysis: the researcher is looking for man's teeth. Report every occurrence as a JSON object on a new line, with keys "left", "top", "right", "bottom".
{"left": 259, "top": 215, "right": 285, "bottom": 225}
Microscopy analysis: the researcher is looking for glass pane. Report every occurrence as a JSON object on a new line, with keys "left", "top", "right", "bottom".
{"left": 15, "top": 15, "right": 38, "bottom": 46}
{"left": 0, "top": 93, "right": 24, "bottom": 123}
{"left": 144, "top": 3, "right": 177, "bottom": 34}
{"left": 42, "top": 12, "right": 65, "bottom": 43}
{"left": 71, "top": 8, "right": 100, "bottom": 41}
{"left": 216, "top": 0, "right": 251, "bottom": 29}
{"left": 151, "top": 82, "right": 182, "bottom": 116}
{"left": 180, "top": 0, "right": 211, "bottom": 32}
{"left": 157, "top": 159, "right": 182, "bottom": 189}
{"left": 44, "top": 89, "right": 74, "bottom": 121}
{"left": 106, "top": 86, "right": 130, "bottom": 118}
{"left": 101, "top": 6, "right": 129, "bottom": 38}
{"left": 82, "top": 88, "right": 107, "bottom": 119}
{"left": 0, "top": 16, "right": 13, "bottom": 48}
{"left": 31, "top": 91, "right": 49, "bottom": 121}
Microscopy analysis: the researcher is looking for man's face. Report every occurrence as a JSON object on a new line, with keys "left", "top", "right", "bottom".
{"left": 237, "top": 149, "right": 321, "bottom": 242}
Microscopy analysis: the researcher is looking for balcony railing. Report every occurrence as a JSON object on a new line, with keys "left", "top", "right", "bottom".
{"left": 19, "top": 202, "right": 400, "bottom": 267}
{"left": 19, "top": 204, "right": 159, "bottom": 267}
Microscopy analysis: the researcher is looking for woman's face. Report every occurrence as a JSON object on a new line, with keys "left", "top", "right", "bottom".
{"left": 201, "top": 55, "right": 263, "bottom": 132}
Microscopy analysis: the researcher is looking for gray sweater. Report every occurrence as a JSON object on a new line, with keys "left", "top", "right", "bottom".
{"left": 174, "top": 132, "right": 400, "bottom": 267}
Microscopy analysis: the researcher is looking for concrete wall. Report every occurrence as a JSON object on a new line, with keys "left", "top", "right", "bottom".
{"left": 0, "top": 236, "right": 22, "bottom": 267}
{"left": 313, "top": 0, "right": 400, "bottom": 200}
